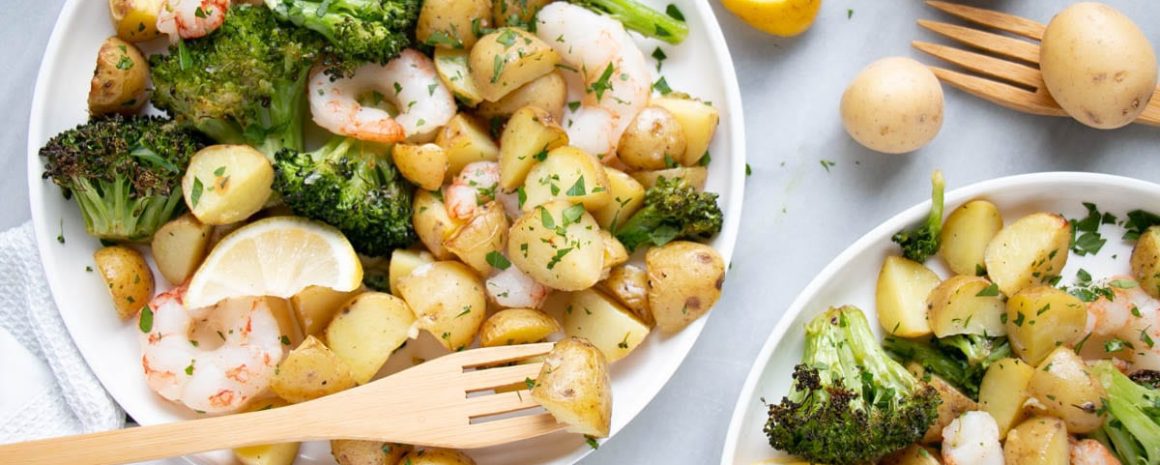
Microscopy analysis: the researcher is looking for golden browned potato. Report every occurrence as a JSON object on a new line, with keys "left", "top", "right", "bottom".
{"left": 435, "top": 114, "right": 499, "bottom": 181}
{"left": 880, "top": 445, "right": 941, "bottom": 465}
{"left": 413, "top": 189, "right": 463, "bottom": 260}
{"left": 330, "top": 441, "right": 411, "bottom": 465}
{"left": 647, "top": 241, "right": 725, "bottom": 333}
{"left": 469, "top": 28, "right": 561, "bottom": 102}
{"left": 392, "top": 143, "right": 448, "bottom": 191}
{"left": 493, "top": 0, "right": 551, "bottom": 27}
{"left": 979, "top": 357, "right": 1035, "bottom": 438}
{"left": 388, "top": 248, "right": 435, "bottom": 296}
{"left": 983, "top": 212, "right": 1070, "bottom": 297}
{"left": 1006, "top": 285, "right": 1086, "bottom": 365}
{"left": 939, "top": 199, "right": 1003, "bottom": 276}
{"left": 600, "top": 231, "right": 628, "bottom": 270}
{"left": 531, "top": 337, "right": 612, "bottom": 437}
{"left": 564, "top": 289, "right": 650, "bottom": 362}
{"left": 396, "top": 261, "right": 487, "bottom": 351}
{"left": 270, "top": 336, "right": 359, "bottom": 403}
{"left": 598, "top": 264, "right": 652, "bottom": 326}
{"left": 840, "top": 57, "right": 944, "bottom": 154}
{"left": 922, "top": 376, "right": 978, "bottom": 443}
{"left": 521, "top": 146, "right": 612, "bottom": 212}
{"left": 1003, "top": 417, "right": 1069, "bottom": 465}
{"left": 151, "top": 213, "right": 212, "bottom": 285}
{"left": 876, "top": 255, "right": 939, "bottom": 338}
{"left": 444, "top": 201, "right": 509, "bottom": 275}
{"left": 479, "top": 308, "right": 561, "bottom": 346}
{"left": 401, "top": 448, "right": 476, "bottom": 465}
{"left": 108, "top": 0, "right": 164, "bottom": 42}
{"left": 233, "top": 399, "right": 300, "bottom": 465}
{"left": 926, "top": 275, "right": 1006, "bottom": 338}
{"left": 1131, "top": 226, "right": 1160, "bottom": 298}
{"left": 89, "top": 37, "right": 149, "bottom": 115}
{"left": 434, "top": 48, "right": 484, "bottom": 107}
{"left": 478, "top": 72, "right": 568, "bottom": 121}
{"left": 291, "top": 286, "right": 359, "bottom": 336}
{"left": 326, "top": 292, "right": 415, "bottom": 384}
{"left": 416, "top": 0, "right": 491, "bottom": 50}
{"left": 630, "top": 166, "right": 708, "bottom": 192}
{"left": 617, "top": 106, "right": 688, "bottom": 171}
{"left": 93, "top": 245, "right": 154, "bottom": 319}
{"left": 1027, "top": 347, "right": 1106, "bottom": 433}
{"left": 182, "top": 145, "right": 274, "bottom": 225}
{"left": 498, "top": 106, "right": 569, "bottom": 191}
{"left": 592, "top": 168, "right": 645, "bottom": 230}
{"left": 507, "top": 200, "right": 605, "bottom": 291}
{"left": 649, "top": 96, "right": 719, "bottom": 166}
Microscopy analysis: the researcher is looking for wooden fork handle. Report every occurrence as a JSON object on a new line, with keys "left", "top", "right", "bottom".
{"left": 1135, "top": 87, "right": 1160, "bottom": 127}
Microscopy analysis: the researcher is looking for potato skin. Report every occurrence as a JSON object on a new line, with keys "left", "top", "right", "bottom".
{"left": 531, "top": 337, "right": 612, "bottom": 437}
{"left": 521, "top": 146, "right": 612, "bottom": 212}
{"left": 939, "top": 199, "right": 1003, "bottom": 277}
{"left": 443, "top": 201, "right": 509, "bottom": 275}
{"left": 921, "top": 376, "right": 977, "bottom": 443}
{"left": 598, "top": 264, "right": 652, "bottom": 326}
{"left": 617, "top": 107, "right": 688, "bottom": 171}
{"left": 1040, "top": 2, "right": 1157, "bottom": 129}
{"left": 478, "top": 72, "right": 568, "bottom": 121}
{"left": 416, "top": 0, "right": 491, "bottom": 50}
{"left": 392, "top": 143, "right": 448, "bottom": 191}
{"left": 469, "top": 28, "right": 561, "bottom": 102}
{"left": 151, "top": 213, "right": 212, "bottom": 285}
{"left": 926, "top": 275, "right": 1007, "bottom": 338}
{"left": 649, "top": 97, "right": 719, "bottom": 166}
{"left": 435, "top": 113, "right": 499, "bottom": 181}
{"left": 646, "top": 241, "right": 725, "bottom": 333}
{"left": 876, "top": 255, "right": 939, "bottom": 338}
{"left": 498, "top": 106, "right": 569, "bottom": 191}
{"left": 479, "top": 308, "right": 561, "bottom": 347}
{"left": 1003, "top": 416, "right": 1069, "bottom": 465}
{"left": 291, "top": 286, "right": 359, "bottom": 336}
{"left": 1026, "top": 347, "right": 1106, "bottom": 433}
{"left": 412, "top": 189, "right": 463, "bottom": 260}
{"left": 396, "top": 261, "right": 487, "bottom": 351}
{"left": 401, "top": 448, "right": 476, "bottom": 465}
{"left": 93, "top": 245, "right": 154, "bottom": 319}
{"left": 1131, "top": 226, "right": 1160, "bottom": 298}
{"left": 325, "top": 292, "right": 415, "bottom": 384}
{"left": 330, "top": 441, "right": 410, "bottom": 465}
{"left": 629, "top": 166, "right": 707, "bottom": 192}
{"left": 89, "top": 36, "right": 149, "bottom": 115}
{"left": 507, "top": 200, "right": 605, "bottom": 291}
{"left": 270, "top": 336, "right": 358, "bottom": 403}
{"left": 591, "top": 168, "right": 645, "bottom": 230}
{"left": 1005, "top": 285, "right": 1086, "bottom": 366}
{"left": 840, "top": 57, "right": 943, "bottom": 154}
{"left": 182, "top": 145, "right": 274, "bottom": 225}
{"left": 108, "top": 0, "right": 164, "bottom": 42}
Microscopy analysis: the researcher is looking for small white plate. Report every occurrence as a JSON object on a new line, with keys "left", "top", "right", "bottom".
{"left": 720, "top": 172, "right": 1160, "bottom": 465}
{"left": 26, "top": 1, "right": 745, "bottom": 464}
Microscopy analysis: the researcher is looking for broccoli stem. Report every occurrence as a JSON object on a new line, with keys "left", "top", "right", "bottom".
{"left": 883, "top": 336, "right": 975, "bottom": 394}
{"left": 1092, "top": 362, "right": 1160, "bottom": 463}
{"left": 892, "top": 170, "right": 946, "bottom": 263}
{"left": 926, "top": 170, "right": 945, "bottom": 237}
{"left": 571, "top": 0, "right": 688, "bottom": 44}
{"left": 72, "top": 177, "right": 185, "bottom": 242}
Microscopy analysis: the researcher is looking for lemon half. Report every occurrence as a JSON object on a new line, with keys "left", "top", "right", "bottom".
{"left": 722, "top": 0, "right": 822, "bottom": 37}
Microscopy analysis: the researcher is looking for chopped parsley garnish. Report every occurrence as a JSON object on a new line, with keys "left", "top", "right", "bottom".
{"left": 1070, "top": 203, "right": 1107, "bottom": 256}
{"left": 139, "top": 306, "right": 153, "bottom": 332}
{"left": 975, "top": 283, "right": 1000, "bottom": 297}
{"left": 190, "top": 177, "right": 204, "bottom": 209}
{"left": 652, "top": 76, "right": 672, "bottom": 95}
{"left": 665, "top": 4, "right": 685, "bottom": 20}
{"left": 1123, "top": 209, "right": 1160, "bottom": 240}
{"left": 566, "top": 176, "right": 587, "bottom": 196}
{"left": 652, "top": 47, "right": 667, "bottom": 71}
{"left": 486, "top": 251, "right": 511, "bottom": 270}
{"left": 819, "top": 159, "right": 836, "bottom": 172}
{"left": 424, "top": 30, "right": 463, "bottom": 49}
{"left": 588, "top": 64, "right": 615, "bottom": 101}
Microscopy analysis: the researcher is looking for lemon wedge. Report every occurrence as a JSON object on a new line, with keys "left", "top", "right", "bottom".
{"left": 721, "top": 0, "right": 822, "bottom": 37}
{"left": 185, "top": 217, "right": 363, "bottom": 309}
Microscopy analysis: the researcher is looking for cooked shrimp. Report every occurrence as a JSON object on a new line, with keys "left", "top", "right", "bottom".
{"left": 1084, "top": 276, "right": 1160, "bottom": 371}
{"left": 444, "top": 161, "right": 500, "bottom": 220}
{"left": 486, "top": 265, "right": 551, "bottom": 309}
{"left": 139, "top": 288, "right": 285, "bottom": 414}
{"left": 309, "top": 49, "right": 456, "bottom": 144}
{"left": 1071, "top": 438, "right": 1122, "bottom": 465}
{"left": 941, "top": 411, "right": 1003, "bottom": 465}
{"left": 535, "top": 2, "right": 652, "bottom": 162}
{"left": 157, "top": 0, "right": 229, "bottom": 41}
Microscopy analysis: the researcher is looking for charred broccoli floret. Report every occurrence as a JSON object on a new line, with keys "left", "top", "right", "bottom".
{"left": 884, "top": 334, "right": 1010, "bottom": 399}
{"left": 273, "top": 137, "right": 416, "bottom": 256}
{"left": 892, "top": 170, "right": 945, "bottom": 263}
{"left": 613, "top": 176, "right": 723, "bottom": 252}
{"left": 267, "top": 0, "right": 420, "bottom": 67}
{"left": 764, "top": 306, "right": 941, "bottom": 465}
{"left": 39, "top": 114, "right": 208, "bottom": 241}
{"left": 1091, "top": 362, "right": 1160, "bottom": 465}
{"left": 150, "top": 4, "right": 325, "bottom": 156}
{"left": 571, "top": 0, "right": 688, "bottom": 44}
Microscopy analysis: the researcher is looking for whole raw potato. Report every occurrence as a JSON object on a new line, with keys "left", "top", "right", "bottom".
{"left": 1040, "top": 3, "right": 1157, "bottom": 129}
{"left": 841, "top": 57, "right": 944, "bottom": 154}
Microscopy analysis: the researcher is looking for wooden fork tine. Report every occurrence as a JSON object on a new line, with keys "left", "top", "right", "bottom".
{"left": 460, "top": 363, "right": 544, "bottom": 391}
{"left": 460, "top": 413, "right": 563, "bottom": 449}
{"left": 463, "top": 391, "right": 542, "bottom": 418}
{"left": 925, "top": 1, "right": 1046, "bottom": 40}
{"left": 927, "top": 66, "right": 1067, "bottom": 117}
{"left": 913, "top": 41, "right": 1043, "bottom": 89}
{"left": 917, "top": 20, "right": 1040, "bottom": 63}
{"left": 449, "top": 342, "right": 554, "bottom": 368}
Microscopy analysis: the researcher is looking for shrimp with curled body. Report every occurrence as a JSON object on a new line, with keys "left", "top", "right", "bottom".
{"left": 157, "top": 0, "right": 229, "bottom": 41}
{"left": 309, "top": 49, "right": 456, "bottom": 144}
{"left": 444, "top": 161, "right": 500, "bottom": 220}
{"left": 139, "top": 287, "right": 285, "bottom": 414}
{"left": 1083, "top": 276, "right": 1160, "bottom": 371}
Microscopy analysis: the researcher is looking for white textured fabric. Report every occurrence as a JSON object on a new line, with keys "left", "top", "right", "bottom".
{"left": 0, "top": 221, "right": 124, "bottom": 442}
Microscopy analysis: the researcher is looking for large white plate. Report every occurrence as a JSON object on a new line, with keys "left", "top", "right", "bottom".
{"left": 720, "top": 172, "right": 1160, "bottom": 465}
{"left": 26, "top": 1, "right": 745, "bottom": 464}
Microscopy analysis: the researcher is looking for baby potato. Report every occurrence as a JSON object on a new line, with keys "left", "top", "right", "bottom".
{"left": 330, "top": 441, "right": 410, "bottom": 465}
{"left": 469, "top": 28, "right": 561, "bottom": 102}
{"left": 182, "top": 145, "right": 274, "bottom": 225}
{"left": 89, "top": 36, "right": 149, "bottom": 115}
{"left": 1003, "top": 416, "right": 1069, "bottom": 465}
{"left": 270, "top": 336, "right": 358, "bottom": 403}
{"left": 647, "top": 241, "right": 725, "bottom": 333}
{"left": 434, "top": 48, "right": 484, "bottom": 107}
{"left": 649, "top": 96, "right": 719, "bottom": 166}
{"left": 600, "top": 231, "right": 629, "bottom": 270}
{"left": 388, "top": 248, "right": 435, "bottom": 296}
{"left": 443, "top": 201, "right": 509, "bottom": 276}
{"left": 598, "top": 264, "right": 652, "bottom": 326}
{"left": 478, "top": 72, "right": 568, "bottom": 121}
{"left": 1006, "top": 285, "right": 1087, "bottom": 366}
{"left": 592, "top": 168, "right": 645, "bottom": 230}
{"left": 508, "top": 200, "right": 605, "bottom": 291}
{"left": 401, "top": 448, "right": 476, "bottom": 465}
{"left": 493, "top": 0, "right": 551, "bottom": 27}
{"left": 880, "top": 445, "right": 941, "bottom": 465}
{"left": 412, "top": 189, "right": 463, "bottom": 260}
{"left": 922, "top": 376, "right": 978, "bottom": 443}
{"left": 479, "top": 308, "right": 561, "bottom": 347}
{"left": 565, "top": 289, "right": 650, "bottom": 362}
{"left": 630, "top": 166, "right": 708, "bottom": 192}
{"left": 416, "top": 0, "right": 491, "bottom": 50}
{"left": 1130, "top": 226, "right": 1160, "bottom": 298}
{"left": 291, "top": 286, "right": 359, "bottom": 336}
{"left": 840, "top": 57, "right": 944, "bottom": 154}
{"left": 326, "top": 292, "right": 415, "bottom": 384}
{"left": 498, "top": 106, "right": 569, "bottom": 191}
{"left": 396, "top": 261, "right": 487, "bottom": 351}
{"left": 617, "top": 106, "right": 688, "bottom": 171}
{"left": 435, "top": 113, "right": 499, "bottom": 181}
{"left": 108, "top": 0, "right": 164, "bottom": 42}
{"left": 939, "top": 199, "right": 1003, "bottom": 277}
{"left": 522, "top": 146, "right": 612, "bottom": 211}
{"left": 233, "top": 399, "right": 300, "bottom": 465}
{"left": 984, "top": 212, "right": 1070, "bottom": 297}
{"left": 1040, "top": 3, "right": 1157, "bottom": 129}
{"left": 1027, "top": 347, "right": 1106, "bottom": 433}
{"left": 151, "top": 213, "right": 212, "bottom": 285}
{"left": 94, "top": 245, "right": 154, "bottom": 319}
{"left": 876, "top": 255, "right": 939, "bottom": 338}
{"left": 392, "top": 143, "right": 448, "bottom": 191}
{"left": 927, "top": 275, "right": 1007, "bottom": 338}
{"left": 531, "top": 337, "right": 612, "bottom": 437}
{"left": 978, "top": 357, "right": 1035, "bottom": 438}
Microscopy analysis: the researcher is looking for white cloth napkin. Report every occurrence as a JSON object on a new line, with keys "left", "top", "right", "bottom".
{"left": 0, "top": 221, "right": 124, "bottom": 442}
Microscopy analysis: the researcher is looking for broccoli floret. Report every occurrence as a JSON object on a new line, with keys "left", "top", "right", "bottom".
{"left": 273, "top": 137, "right": 416, "bottom": 256}
{"left": 1129, "top": 370, "right": 1160, "bottom": 390}
{"left": 883, "top": 334, "right": 1008, "bottom": 399}
{"left": 938, "top": 334, "right": 1011, "bottom": 368}
{"left": 1090, "top": 362, "right": 1160, "bottom": 465}
{"left": 764, "top": 306, "right": 941, "bottom": 465}
{"left": 892, "top": 170, "right": 946, "bottom": 263}
{"left": 571, "top": 0, "right": 688, "bottom": 44}
{"left": 150, "top": 5, "right": 326, "bottom": 156}
{"left": 613, "top": 176, "right": 723, "bottom": 252}
{"left": 39, "top": 115, "right": 208, "bottom": 241}
{"left": 266, "top": 0, "right": 420, "bottom": 67}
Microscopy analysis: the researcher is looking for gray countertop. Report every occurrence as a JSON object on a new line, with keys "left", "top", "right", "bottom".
{"left": 6, "top": 1, "right": 1160, "bottom": 463}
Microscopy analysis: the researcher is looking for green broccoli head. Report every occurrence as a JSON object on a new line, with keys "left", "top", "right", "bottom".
{"left": 883, "top": 334, "right": 1009, "bottom": 399}
{"left": 1091, "top": 362, "right": 1160, "bottom": 465}
{"left": 267, "top": 0, "right": 420, "bottom": 68}
{"left": 40, "top": 114, "right": 209, "bottom": 241}
{"left": 892, "top": 170, "right": 946, "bottom": 263}
{"left": 150, "top": 4, "right": 326, "bottom": 156}
{"left": 613, "top": 176, "right": 723, "bottom": 252}
{"left": 273, "top": 137, "right": 417, "bottom": 256}
{"left": 765, "top": 306, "right": 941, "bottom": 465}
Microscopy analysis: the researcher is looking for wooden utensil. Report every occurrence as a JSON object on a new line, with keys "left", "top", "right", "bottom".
{"left": 0, "top": 342, "right": 563, "bottom": 465}
{"left": 913, "top": 0, "right": 1160, "bottom": 126}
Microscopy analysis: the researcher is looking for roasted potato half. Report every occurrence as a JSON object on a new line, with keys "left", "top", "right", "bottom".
{"left": 270, "top": 336, "right": 358, "bottom": 403}
{"left": 478, "top": 72, "right": 568, "bottom": 121}
{"left": 326, "top": 292, "right": 415, "bottom": 384}
{"left": 392, "top": 143, "right": 448, "bottom": 191}
{"left": 416, "top": 0, "right": 491, "bottom": 50}
{"left": 531, "top": 337, "right": 612, "bottom": 437}
{"left": 876, "top": 255, "right": 939, "bottom": 338}
{"left": 443, "top": 201, "right": 509, "bottom": 276}
{"left": 591, "top": 168, "right": 645, "bottom": 230}
{"left": 94, "top": 245, "right": 154, "bottom": 319}
{"left": 983, "top": 212, "right": 1070, "bottom": 297}
{"left": 617, "top": 106, "right": 688, "bottom": 171}
{"left": 1005, "top": 285, "right": 1086, "bottom": 365}
{"left": 182, "top": 145, "right": 274, "bottom": 225}
{"left": 521, "top": 146, "right": 612, "bottom": 212}
{"left": 291, "top": 286, "right": 359, "bottom": 336}
{"left": 1003, "top": 417, "right": 1069, "bottom": 465}
{"left": 469, "top": 28, "right": 561, "bottom": 102}
{"left": 330, "top": 441, "right": 411, "bottom": 465}
{"left": 434, "top": 48, "right": 484, "bottom": 107}
{"left": 498, "top": 106, "right": 569, "bottom": 191}
{"left": 564, "top": 289, "right": 650, "bottom": 362}
{"left": 939, "top": 199, "right": 1003, "bottom": 276}
{"left": 1131, "top": 226, "right": 1160, "bottom": 298}
{"left": 926, "top": 275, "right": 1006, "bottom": 338}
{"left": 508, "top": 200, "right": 605, "bottom": 291}
{"left": 412, "top": 189, "right": 463, "bottom": 260}
{"left": 388, "top": 248, "right": 436, "bottom": 296}
{"left": 649, "top": 96, "right": 719, "bottom": 166}
{"left": 89, "top": 36, "right": 149, "bottom": 115}
{"left": 108, "top": 0, "right": 164, "bottom": 42}
{"left": 647, "top": 241, "right": 725, "bottom": 333}
{"left": 978, "top": 357, "right": 1035, "bottom": 438}
{"left": 151, "top": 213, "right": 212, "bottom": 285}
{"left": 396, "top": 261, "right": 487, "bottom": 351}
{"left": 1027, "top": 347, "right": 1106, "bottom": 433}
{"left": 480, "top": 308, "right": 561, "bottom": 346}
{"left": 598, "top": 264, "right": 652, "bottom": 326}
{"left": 435, "top": 113, "right": 499, "bottom": 181}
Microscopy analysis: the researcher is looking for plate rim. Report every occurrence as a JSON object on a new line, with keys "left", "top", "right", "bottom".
{"left": 718, "top": 171, "right": 1160, "bottom": 465}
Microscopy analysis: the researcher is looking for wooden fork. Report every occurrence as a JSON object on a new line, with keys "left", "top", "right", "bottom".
{"left": 0, "top": 342, "right": 562, "bottom": 465}
{"left": 912, "top": 0, "right": 1160, "bottom": 126}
